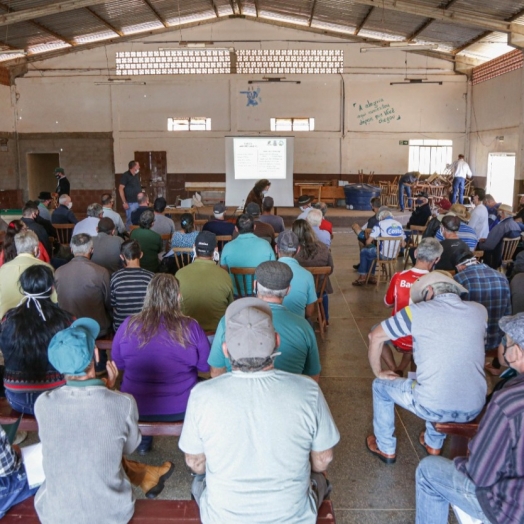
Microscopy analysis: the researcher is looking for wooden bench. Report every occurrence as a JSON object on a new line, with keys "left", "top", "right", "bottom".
{"left": 4, "top": 496, "right": 336, "bottom": 523}
{"left": 0, "top": 399, "right": 183, "bottom": 437}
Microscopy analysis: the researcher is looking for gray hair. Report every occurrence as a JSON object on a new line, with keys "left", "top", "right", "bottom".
{"left": 313, "top": 202, "right": 327, "bottom": 216}
{"left": 230, "top": 356, "right": 274, "bottom": 373}
{"left": 306, "top": 208, "right": 323, "bottom": 228}
{"left": 14, "top": 230, "right": 39, "bottom": 254}
{"left": 71, "top": 233, "right": 93, "bottom": 256}
{"left": 58, "top": 194, "right": 70, "bottom": 205}
{"left": 416, "top": 238, "right": 443, "bottom": 263}
{"left": 378, "top": 208, "right": 393, "bottom": 221}
{"left": 86, "top": 203, "right": 103, "bottom": 218}
{"left": 140, "top": 210, "right": 155, "bottom": 229}
{"left": 431, "top": 281, "right": 462, "bottom": 297}
{"left": 256, "top": 282, "right": 288, "bottom": 299}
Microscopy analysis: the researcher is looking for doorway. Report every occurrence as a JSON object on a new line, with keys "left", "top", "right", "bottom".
{"left": 487, "top": 152, "right": 516, "bottom": 207}
{"left": 27, "top": 153, "right": 60, "bottom": 200}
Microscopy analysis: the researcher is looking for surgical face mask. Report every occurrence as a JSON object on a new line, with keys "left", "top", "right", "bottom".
{"left": 261, "top": 190, "right": 268, "bottom": 196}
{"left": 67, "top": 202, "right": 73, "bottom": 209}
{"left": 213, "top": 250, "right": 220, "bottom": 263}
{"left": 135, "top": 169, "right": 140, "bottom": 175}
{"left": 299, "top": 206, "right": 306, "bottom": 212}
{"left": 415, "top": 199, "right": 424, "bottom": 206}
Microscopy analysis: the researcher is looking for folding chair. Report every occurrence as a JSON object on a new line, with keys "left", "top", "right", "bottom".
{"left": 305, "top": 266, "right": 332, "bottom": 340}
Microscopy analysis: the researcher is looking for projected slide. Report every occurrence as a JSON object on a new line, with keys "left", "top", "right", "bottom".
{"left": 234, "top": 138, "right": 287, "bottom": 180}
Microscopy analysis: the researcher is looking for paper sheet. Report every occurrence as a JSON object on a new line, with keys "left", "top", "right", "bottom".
{"left": 21, "top": 443, "right": 45, "bottom": 489}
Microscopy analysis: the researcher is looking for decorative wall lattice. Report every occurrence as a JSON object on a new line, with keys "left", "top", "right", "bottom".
{"left": 472, "top": 49, "right": 523, "bottom": 85}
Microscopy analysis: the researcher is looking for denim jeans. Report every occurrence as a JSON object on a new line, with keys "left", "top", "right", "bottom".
{"left": 5, "top": 390, "right": 41, "bottom": 416}
{"left": 125, "top": 202, "right": 139, "bottom": 230}
{"left": 358, "top": 247, "right": 394, "bottom": 277}
{"left": 399, "top": 184, "right": 411, "bottom": 211}
{"left": 416, "top": 456, "right": 488, "bottom": 524}
{"left": 452, "top": 177, "right": 465, "bottom": 204}
{"left": 372, "top": 378, "right": 481, "bottom": 455}
{"left": 0, "top": 466, "right": 38, "bottom": 518}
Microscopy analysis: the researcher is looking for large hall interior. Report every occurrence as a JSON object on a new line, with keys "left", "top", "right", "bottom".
{"left": 1, "top": 0, "right": 524, "bottom": 523}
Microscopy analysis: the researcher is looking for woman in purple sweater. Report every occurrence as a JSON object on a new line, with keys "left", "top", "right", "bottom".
{"left": 112, "top": 273, "right": 210, "bottom": 454}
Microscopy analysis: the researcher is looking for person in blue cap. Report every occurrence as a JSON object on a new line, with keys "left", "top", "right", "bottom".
{"left": 34, "top": 318, "right": 174, "bottom": 524}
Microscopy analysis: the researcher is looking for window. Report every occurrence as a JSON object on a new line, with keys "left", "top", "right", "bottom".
{"left": 408, "top": 139, "right": 453, "bottom": 175}
{"left": 167, "top": 117, "right": 211, "bottom": 131}
{"left": 270, "top": 117, "right": 315, "bottom": 131}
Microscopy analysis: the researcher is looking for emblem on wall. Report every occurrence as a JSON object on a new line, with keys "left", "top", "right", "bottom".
{"left": 240, "top": 86, "right": 262, "bottom": 107}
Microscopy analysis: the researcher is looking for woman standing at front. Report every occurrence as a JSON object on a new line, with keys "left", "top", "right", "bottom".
{"left": 243, "top": 179, "right": 271, "bottom": 212}
{"left": 111, "top": 273, "right": 210, "bottom": 454}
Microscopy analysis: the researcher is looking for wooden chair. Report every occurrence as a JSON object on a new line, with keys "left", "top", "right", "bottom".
{"left": 473, "top": 250, "right": 484, "bottom": 262}
{"left": 305, "top": 266, "right": 332, "bottom": 340}
{"left": 365, "top": 237, "right": 403, "bottom": 289}
{"left": 230, "top": 267, "right": 257, "bottom": 298}
{"left": 129, "top": 225, "right": 140, "bottom": 232}
{"left": 194, "top": 219, "right": 207, "bottom": 231}
{"left": 53, "top": 223, "right": 75, "bottom": 245}
{"left": 171, "top": 247, "right": 194, "bottom": 270}
{"left": 216, "top": 235, "right": 232, "bottom": 251}
{"left": 403, "top": 225, "right": 425, "bottom": 269}
{"left": 499, "top": 237, "right": 520, "bottom": 272}
{"left": 160, "top": 233, "right": 172, "bottom": 253}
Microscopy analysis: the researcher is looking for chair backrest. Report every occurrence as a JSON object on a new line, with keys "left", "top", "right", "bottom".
{"left": 194, "top": 219, "right": 207, "bottom": 231}
{"left": 305, "top": 266, "right": 331, "bottom": 297}
{"left": 171, "top": 247, "right": 194, "bottom": 270}
{"left": 53, "top": 223, "right": 75, "bottom": 245}
{"left": 230, "top": 266, "right": 257, "bottom": 297}
{"left": 160, "top": 233, "right": 172, "bottom": 252}
{"left": 129, "top": 225, "right": 139, "bottom": 232}
{"left": 376, "top": 237, "right": 403, "bottom": 260}
{"left": 216, "top": 235, "right": 232, "bottom": 252}
{"left": 501, "top": 237, "right": 520, "bottom": 263}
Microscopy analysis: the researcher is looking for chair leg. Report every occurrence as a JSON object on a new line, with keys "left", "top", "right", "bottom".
{"left": 317, "top": 301, "right": 326, "bottom": 340}
{"left": 365, "top": 260, "right": 376, "bottom": 284}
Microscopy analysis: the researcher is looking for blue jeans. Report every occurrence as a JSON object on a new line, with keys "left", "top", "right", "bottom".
{"left": 372, "top": 378, "right": 481, "bottom": 455}
{"left": 399, "top": 184, "right": 411, "bottom": 211}
{"left": 5, "top": 390, "right": 42, "bottom": 416}
{"left": 416, "top": 456, "right": 488, "bottom": 524}
{"left": 0, "top": 466, "right": 38, "bottom": 518}
{"left": 358, "top": 247, "right": 394, "bottom": 277}
{"left": 125, "top": 202, "right": 139, "bottom": 230}
{"left": 452, "top": 178, "right": 465, "bottom": 204}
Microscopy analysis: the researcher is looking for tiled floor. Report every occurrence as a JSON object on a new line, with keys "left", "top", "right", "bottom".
{"left": 123, "top": 225, "right": 463, "bottom": 523}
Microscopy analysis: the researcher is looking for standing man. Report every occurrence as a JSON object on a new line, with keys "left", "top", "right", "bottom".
{"left": 119, "top": 160, "right": 141, "bottom": 229}
{"left": 449, "top": 154, "right": 472, "bottom": 205}
{"left": 101, "top": 193, "right": 126, "bottom": 236}
{"left": 54, "top": 168, "right": 70, "bottom": 197}
{"left": 37, "top": 192, "right": 53, "bottom": 222}
{"left": 179, "top": 298, "right": 339, "bottom": 523}
{"left": 415, "top": 312, "right": 524, "bottom": 524}
{"left": 366, "top": 272, "right": 486, "bottom": 464}
{"left": 398, "top": 171, "right": 419, "bottom": 212}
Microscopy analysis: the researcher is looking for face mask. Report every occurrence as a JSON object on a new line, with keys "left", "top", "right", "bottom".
{"left": 299, "top": 206, "right": 305, "bottom": 212}
{"left": 261, "top": 190, "right": 267, "bottom": 196}
{"left": 67, "top": 202, "right": 73, "bottom": 209}
{"left": 415, "top": 199, "right": 423, "bottom": 206}
{"left": 135, "top": 169, "right": 140, "bottom": 175}
{"left": 213, "top": 250, "right": 220, "bottom": 263}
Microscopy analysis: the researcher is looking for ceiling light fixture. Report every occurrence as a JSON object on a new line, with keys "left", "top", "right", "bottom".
{"left": 249, "top": 77, "right": 300, "bottom": 84}
{"left": 361, "top": 44, "right": 439, "bottom": 53}
{"left": 390, "top": 79, "right": 443, "bottom": 85}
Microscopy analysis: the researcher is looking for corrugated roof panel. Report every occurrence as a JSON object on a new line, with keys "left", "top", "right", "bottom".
{"left": 364, "top": 8, "right": 428, "bottom": 38}
{"left": 75, "top": 30, "right": 117, "bottom": 44}
{"left": 258, "top": 0, "right": 313, "bottom": 21}
{"left": 314, "top": 1, "right": 370, "bottom": 28}
{"left": 89, "top": 0, "right": 157, "bottom": 31}
{"left": 0, "top": 21, "right": 57, "bottom": 49}
{"left": 453, "top": 0, "right": 524, "bottom": 20}
{"left": 357, "top": 28, "right": 406, "bottom": 42}
{"left": 417, "top": 20, "right": 484, "bottom": 47}
{"left": 149, "top": 0, "right": 216, "bottom": 24}
{"left": 0, "top": 52, "right": 25, "bottom": 62}
{"left": 459, "top": 32, "right": 515, "bottom": 61}
{"left": 27, "top": 41, "right": 71, "bottom": 55}
{"left": 4, "top": 0, "right": 54, "bottom": 10}
{"left": 310, "top": 20, "right": 357, "bottom": 34}
{"left": 259, "top": 10, "right": 309, "bottom": 25}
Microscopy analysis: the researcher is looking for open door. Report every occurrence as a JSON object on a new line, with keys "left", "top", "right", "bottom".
{"left": 134, "top": 151, "right": 167, "bottom": 203}
{"left": 27, "top": 153, "right": 60, "bottom": 200}
{"left": 487, "top": 152, "right": 516, "bottom": 206}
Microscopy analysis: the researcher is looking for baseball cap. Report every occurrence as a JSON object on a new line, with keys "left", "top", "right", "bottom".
{"left": 245, "top": 202, "right": 261, "bottom": 216}
{"left": 276, "top": 230, "right": 299, "bottom": 252}
{"left": 48, "top": 318, "right": 100, "bottom": 376}
{"left": 438, "top": 199, "right": 452, "bottom": 211}
{"left": 213, "top": 202, "right": 226, "bottom": 215}
{"left": 195, "top": 230, "right": 217, "bottom": 251}
{"left": 225, "top": 298, "right": 276, "bottom": 361}
{"left": 410, "top": 271, "right": 468, "bottom": 304}
{"left": 499, "top": 313, "right": 524, "bottom": 346}
{"left": 54, "top": 167, "right": 65, "bottom": 175}
{"left": 255, "top": 261, "right": 292, "bottom": 290}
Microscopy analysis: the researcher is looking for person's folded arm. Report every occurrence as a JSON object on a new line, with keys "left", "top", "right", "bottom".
{"left": 185, "top": 453, "right": 206, "bottom": 475}
{"left": 311, "top": 448, "right": 333, "bottom": 473}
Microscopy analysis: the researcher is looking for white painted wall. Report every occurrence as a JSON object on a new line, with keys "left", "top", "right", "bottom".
{"left": 9, "top": 18, "right": 467, "bottom": 176}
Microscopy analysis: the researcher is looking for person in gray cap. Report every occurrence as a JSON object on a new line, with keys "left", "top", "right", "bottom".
{"left": 259, "top": 196, "right": 285, "bottom": 233}
{"left": 177, "top": 230, "right": 234, "bottom": 335}
{"left": 203, "top": 202, "right": 235, "bottom": 237}
{"left": 208, "top": 260, "right": 320, "bottom": 380}
{"left": 416, "top": 312, "right": 524, "bottom": 524}
{"left": 297, "top": 194, "right": 314, "bottom": 220}
{"left": 179, "top": 298, "right": 339, "bottom": 524}
{"left": 366, "top": 271, "right": 487, "bottom": 464}
{"left": 34, "top": 318, "right": 174, "bottom": 524}
{"left": 276, "top": 230, "right": 319, "bottom": 319}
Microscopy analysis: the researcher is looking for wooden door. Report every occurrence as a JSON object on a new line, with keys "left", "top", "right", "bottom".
{"left": 134, "top": 151, "right": 167, "bottom": 203}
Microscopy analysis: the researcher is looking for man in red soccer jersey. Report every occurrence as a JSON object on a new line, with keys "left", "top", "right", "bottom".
{"left": 381, "top": 238, "right": 443, "bottom": 375}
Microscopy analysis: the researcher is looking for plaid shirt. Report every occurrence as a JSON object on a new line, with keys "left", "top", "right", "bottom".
{"left": 0, "top": 426, "right": 20, "bottom": 477}
{"left": 454, "top": 263, "right": 511, "bottom": 350}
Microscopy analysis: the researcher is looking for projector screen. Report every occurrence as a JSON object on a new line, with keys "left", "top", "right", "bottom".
{"left": 225, "top": 137, "right": 294, "bottom": 207}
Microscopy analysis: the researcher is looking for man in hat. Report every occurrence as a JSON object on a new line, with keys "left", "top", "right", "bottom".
{"left": 208, "top": 261, "right": 320, "bottom": 380}
{"left": 416, "top": 312, "right": 524, "bottom": 524}
{"left": 34, "top": 318, "right": 174, "bottom": 524}
{"left": 366, "top": 271, "right": 487, "bottom": 464}
{"left": 434, "top": 215, "right": 470, "bottom": 271}
{"left": 179, "top": 298, "right": 339, "bottom": 523}
{"left": 177, "top": 231, "right": 234, "bottom": 334}
{"left": 406, "top": 192, "right": 432, "bottom": 229}
{"left": 484, "top": 194, "right": 501, "bottom": 231}
{"left": 478, "top": 203, "right": 521, "bottom": 269}
{"left": 54, "top": 168, "right": 70, "bottom": 197}
{"left": 203, "top": 202, "right": 235, "bottom": 237}
{"left": 468, "top": 188, "right": 489, "bottom": 240}
{"left": 275, "top": 230, "right": 317, "bottom": 318}
{"left": 449, "top": 154, "right": 472, "bottom": 205}
{"left": 259, "top": 196, "right": 285, "bottom": 234}
{"left": 398, "top": 171, "right": 420, "bottom": 212}
{"left": 221, "top": 214, "right": 276, "bottom": 296}
{"left": 435, "top": 203, "right": 478, "bottom": 250}
{"left": 37, "top": 192, "right": 53, "bottom": 222}
{"left": 297, "top": 194, "right": 314, "bottom": 220}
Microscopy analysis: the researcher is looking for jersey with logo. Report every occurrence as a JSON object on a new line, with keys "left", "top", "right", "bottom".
{"left": 370, "top": 218, "right": 406, "bottom": 258}
{"left": 384, "top": 268, "right": 428, "bottom": 351}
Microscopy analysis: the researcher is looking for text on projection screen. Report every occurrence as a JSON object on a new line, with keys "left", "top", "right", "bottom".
{"left": 234, "top": 138, "right": 287, "bottom": 180}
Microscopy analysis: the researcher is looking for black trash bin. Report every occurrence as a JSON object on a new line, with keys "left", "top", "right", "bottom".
{"left": 343, "top": 184, "right": 381, "bottom": 211}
